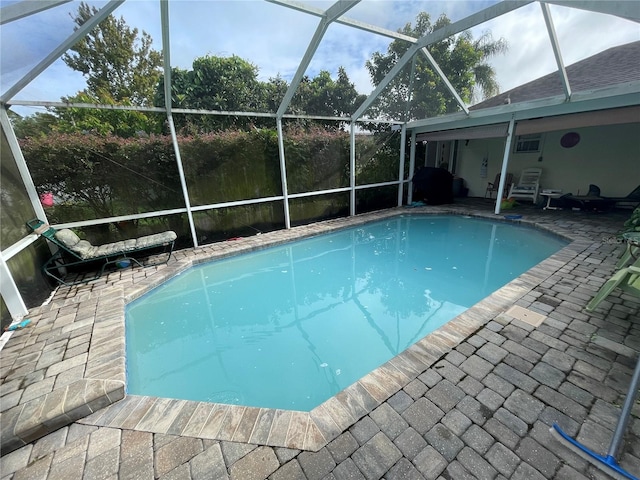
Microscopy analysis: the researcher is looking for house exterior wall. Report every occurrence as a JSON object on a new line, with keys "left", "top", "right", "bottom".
{"left": 455, "top": 122, "right": 640, "bottom": 200}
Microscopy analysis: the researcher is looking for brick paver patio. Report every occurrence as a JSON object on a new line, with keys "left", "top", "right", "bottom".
{"left": 1, "top": 200, "right": 638, "bottom": 479}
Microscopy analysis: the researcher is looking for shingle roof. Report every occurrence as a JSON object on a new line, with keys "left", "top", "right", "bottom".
{"left": 471, "top": 40, "right": 640, "bottom": 110}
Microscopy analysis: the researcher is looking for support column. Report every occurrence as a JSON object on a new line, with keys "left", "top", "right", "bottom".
{"left": 0, "top": 256, "right": 28, "bottom": 319}
{"left": 277, "top": 118, "right": 291, "bottom": 228}
{"left": 350, "top": 122, "right": 356, "bottom": 216}
{"left": 495, "top": 117, "right": 515, "bottom": 214}
{"left": 397, "top": 125, "right": 407, "bottom": 206}
{"left": 408, "top": 130, "right": 416, "bottom": 204}
{"left": 0, "top": 107, "right": 46, "bottom": 319}
{"left": 167, "top": 114, "right": 198, "bottom": 246}
{"left": 161, "top": 1, "right": 198, "bottom": 246}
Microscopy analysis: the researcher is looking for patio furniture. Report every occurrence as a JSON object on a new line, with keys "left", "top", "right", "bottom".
{"left": 540, "top": 190, "right": 563, "bottom": 210}
{"left": 485, "top": 172, "right": 513, "bottom": 199}
{"left": 604, "top": 184, "right": 640, "bottom": 209}
{"left": 557, "top": 184, "right": 614, "bottom": 211}
{"left": 616, "top": 232, "right": 640, "bottom": 269}
{"left": 27, "top": 219, "right": 177, "bottom": 286}
{"left": 508, "top": 168, "right": 542, "bottom": 203}
{"left": 585, "top": 259, "right": 640, "bottom": 312}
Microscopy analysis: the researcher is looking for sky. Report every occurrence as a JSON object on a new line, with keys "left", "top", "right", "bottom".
{"left": 1, "top": 0, "right": 639, "bottom": 118}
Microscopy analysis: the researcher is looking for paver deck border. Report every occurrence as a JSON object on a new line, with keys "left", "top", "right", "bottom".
{"left": 0, "top": 205, "right": 601, "bottom": 455}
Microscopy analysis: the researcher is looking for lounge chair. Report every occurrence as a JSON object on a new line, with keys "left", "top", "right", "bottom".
{"left": 560, "top": 184, "right": 617, "bottom": 212}
{"left": 508, "top": 168, "right": 542, "bottom": 203}
{"left": 485, "top": 172, "right": 513, "bottom": 199}
{"left": 604, "top": 184, "right": 640, "bottom": 209}
{"left": 27, "top": 219, "right": 177, "bottom": 286}
{"left": 585, "top": 259, "right": 640, "bottom": 311}
{"left": 616, "top": 232, "right": 640, "bottom": 269}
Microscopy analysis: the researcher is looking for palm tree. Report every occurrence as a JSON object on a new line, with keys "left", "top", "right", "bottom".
{"left": 471, "top": 31, "right": 508, "bottom": 102}
{"left": 365, "top": 12, "right": 508, "bottom": 121}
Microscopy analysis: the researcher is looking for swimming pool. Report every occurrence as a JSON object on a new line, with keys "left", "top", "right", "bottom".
{"left": 126, "top": 215, "right": 567, "bottom": 411}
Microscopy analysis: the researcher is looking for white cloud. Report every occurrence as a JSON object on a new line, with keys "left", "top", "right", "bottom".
{"left": 2, "top": 0, "right": 638, "bottom": 117}
{"left": 474, "top": 2, "right": 640, "bottom": 94}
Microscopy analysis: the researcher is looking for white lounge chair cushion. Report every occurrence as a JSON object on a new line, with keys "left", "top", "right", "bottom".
{"left": 55, "top": 228, "right": 82, "bottom": 247}
{"left": 55, "top": 229, "right": 177, "bottom": 260}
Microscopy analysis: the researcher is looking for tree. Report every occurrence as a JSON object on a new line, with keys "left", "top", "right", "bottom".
{"left": 365, "top": 12, "right": 507, "bottom": 121}
{"left": 62, "top": 2, "right": 162, "bottom": 106}
{"left": 53, "top": 92, "right": 163, "bottom": 137}
{"left": 10, "top": 93, "right": 163, "bottom": 139}
{"left": 155, "top": 55, "right": 268, "bottom": 132}
{"left": 155, "top": 56, "right": 365, "bottom": 132}
{"left": 9, "top": 111, "right": 58, "bottom": 139}
{"left": 41, "top": 2, "right": 166, "bottom": 137}
{"left": 11, "top": 3, "right": 164, "bottom": 139}
{"left": 291, "top": 68, "right": 366, "bottom": 124}
{"left": 264, "top": 75, "right": 288, "bottom": 113}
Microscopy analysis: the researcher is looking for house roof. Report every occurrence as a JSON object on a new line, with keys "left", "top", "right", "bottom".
{"left": 471, "top": 40, "right": 640, "bottom": 110}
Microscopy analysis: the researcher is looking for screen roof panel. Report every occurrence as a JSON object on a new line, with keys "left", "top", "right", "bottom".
{"left": 469, "top": 1, "right": 640, "bottom": 101}
{"left": 0, "top": 0, "right": 90, "bottom": 102}
{"left": 2, "top": 0, "right": 638, "bottom": 124}
{"left": 282, "top": 21, "right": 394, "bottom": 116}
{"left": 344, "top": 0, "right": 501, "bottom": 32}
{"left": 2, "top": 0, "right": 165, "bottom": 112}
{"left": 168, "top": 0, "right": 318, "bottom": 113}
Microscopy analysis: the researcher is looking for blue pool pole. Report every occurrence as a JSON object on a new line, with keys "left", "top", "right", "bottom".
{"left": 608, "top": 355, "right": 640, "bottom": 466}
{"left": 551, "top": 354, "right": 640, "bottom": 480}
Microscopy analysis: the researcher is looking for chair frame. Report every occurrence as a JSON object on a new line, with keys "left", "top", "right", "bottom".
{"left": 617, "top": 233, "right": 640, "bottom": 269}
{"left": 508, "top": 168, "right": 542, "bottom": 203}
{"left": 27, "top": 219, "right": 177, "bottom": 286}
{"left": 585, "top": 263, "right": 640, "bottom": 312}
{"left": 605, "top": 184, "right": 640, "bottom": 209}
{"left": 485, "top": 172, "right": 513, "bottom": 199}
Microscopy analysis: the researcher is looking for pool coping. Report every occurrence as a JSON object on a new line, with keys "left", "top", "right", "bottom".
{"left": 0, "top": 206, "right": 586, "bottom": 454}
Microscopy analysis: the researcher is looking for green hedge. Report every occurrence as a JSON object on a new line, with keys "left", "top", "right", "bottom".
{"left": 20, "top": 128, "right": 400, "bottom": 240}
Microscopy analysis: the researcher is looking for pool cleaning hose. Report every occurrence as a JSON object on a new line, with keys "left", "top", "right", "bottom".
{"left": 550, "top": 354, "right": 640, "bottom": 480}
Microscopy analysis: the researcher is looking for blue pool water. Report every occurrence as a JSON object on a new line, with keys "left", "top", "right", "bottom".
{"left": 126, "top": 215, "right": 567, "bottom": 411}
